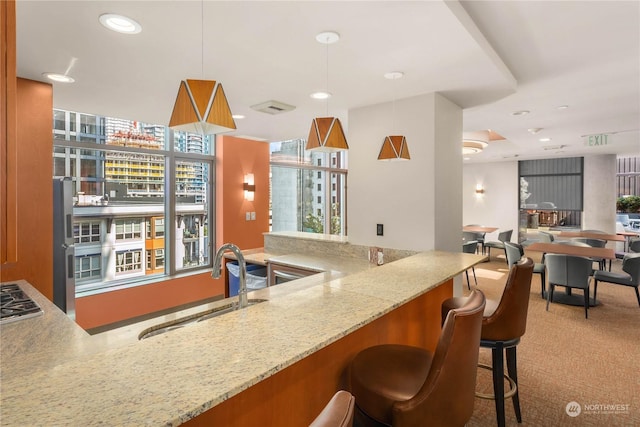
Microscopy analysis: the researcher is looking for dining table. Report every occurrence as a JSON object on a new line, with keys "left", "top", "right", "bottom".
{"left": 616, "top": 230, "right": 640, "bottom": 252}
{"left": 557, "top": 231, "right": 626, "bottom": 242}
{"left": 462, "top": 225, "right": 498, "bottom": 234}
{"left": 526, "top": 242, "right": 615, "bottom": 307}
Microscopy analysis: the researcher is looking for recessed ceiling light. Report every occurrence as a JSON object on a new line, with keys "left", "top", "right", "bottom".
{"left": 384, "top": 71, "right": 404, "bottom": 80}
{"left": 557, "top": 105, "right": 569, "bottom": 110}
{"left": 42, "top": 72, "right": 75, "bottom": 83}
{"left": 310, "top": 92, "right": 331, "bottom": 100}
{"left": 539, "top": 137, "right": 552, "bottom": 142}
{"left": 512, "top": 110, "right": 530, "bottom": 116}
{"left": 99, "top": 13, "right": 142, "bottom": 34}
{"left": 527, "top": 128, "right": 542, "bottom": 134}
{"left": 232, "top": 114, "right": 245, "bottom": 120}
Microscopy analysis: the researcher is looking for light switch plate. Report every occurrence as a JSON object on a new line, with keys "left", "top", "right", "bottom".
{"left": 250, "top": 212, "right": 256, "bottom": 220}
{"left": 246, "top": 212, "right": 251, "bottom": 221}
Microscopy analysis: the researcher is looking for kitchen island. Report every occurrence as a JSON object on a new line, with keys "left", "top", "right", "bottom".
{"left": 1, "top": 249, "right": 484, "bottom": 426}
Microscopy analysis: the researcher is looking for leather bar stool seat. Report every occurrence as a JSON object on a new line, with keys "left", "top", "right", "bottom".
{"left": 348, "top": 290, "right": 486, "bottom": 427}
{"left": 441, "top": 257, "right": 534, "bottom": 427}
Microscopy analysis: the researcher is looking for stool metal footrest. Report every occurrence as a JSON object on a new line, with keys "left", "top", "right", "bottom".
{"left": 475, "top": 363, "right": 517, "bottom": 400}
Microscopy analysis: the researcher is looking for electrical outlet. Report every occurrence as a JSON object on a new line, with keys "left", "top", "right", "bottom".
{"left": 377, "top": 224, "right": 384, "bottom": 236}
{"left": 246, "top": 212, "right": 251, "bottom": 221}
{"left": 250, "top": 212, "right": 256, "bottom": 220}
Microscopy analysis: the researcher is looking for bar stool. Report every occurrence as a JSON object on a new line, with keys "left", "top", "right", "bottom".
{"left": 347, "top": 290, "right": 486, "bottom": 427}
{"left": 442, "top": 257, "right": 534, "bottom": 427}
{"left": 309, "top": 390, "right": 355, "bottom": 427}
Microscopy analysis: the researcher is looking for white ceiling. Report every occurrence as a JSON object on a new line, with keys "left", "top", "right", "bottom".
{"left": 16, "top": 1, "right": 640, "bottom": 162}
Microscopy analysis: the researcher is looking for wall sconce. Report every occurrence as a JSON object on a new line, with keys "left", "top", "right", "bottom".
{"left": 475, "top": 184, "right": 485, "bottom": 195}
{"left": 244, "top": 174, "right": 255, "bottom": 201}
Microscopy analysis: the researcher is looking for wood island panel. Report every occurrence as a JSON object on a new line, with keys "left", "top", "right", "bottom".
{"left": 184, "top": 279, "right": 452, "bottom": 427}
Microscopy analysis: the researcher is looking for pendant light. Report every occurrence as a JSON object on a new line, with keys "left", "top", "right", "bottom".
{"left": 306, "top": 31, "right": 349, "bottom": 152}
{"left": 378, "top": 71, "right": 410, "bottom": 160}
{"left": 169, "top": 1, "right": 236, "bottom": 135}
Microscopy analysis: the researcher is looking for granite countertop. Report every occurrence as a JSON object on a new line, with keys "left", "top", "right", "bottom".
{"left": 0, "top": 250, "right": 484, "bottom": 426}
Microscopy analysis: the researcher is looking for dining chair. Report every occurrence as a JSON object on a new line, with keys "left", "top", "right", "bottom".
{"left": 462, "top": 240, "right": 479, "bottom": 289}
{"left": 537, "top": 230, "right": 554, "bottom": 243}
{"left": 463, "top": 231, "right": 480, "bottom": 253}
{"left": 505, "top": 242, "right": 546, "bottom": 298}
{"left": 348, "top": 290, "right": 486, "bottom": 427}
{"left": 544, "top": 254, "right": 593, "bottom": 319}
{"left": 485, "top": 229, "right": 513, "bottom": 263}
{"left": 573, "top": 237, "right": 607, "bottom": 270}
{"left": 593, "top": 253, "right": 640, "bottom": 308}
{"left": 465, "top": 224, "right": 486, "bottom": 254}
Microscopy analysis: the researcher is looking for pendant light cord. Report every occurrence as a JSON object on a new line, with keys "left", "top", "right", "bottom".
{"left": 201, "top": 0, "right": 204, "bottom": 78}
{"left": 325, "top": 41, "right": 329, "bottom": 116}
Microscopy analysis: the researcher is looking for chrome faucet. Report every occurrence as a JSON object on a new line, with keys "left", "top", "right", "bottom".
{"left": 212, "top": 243, "right": 248, "bottom": 309}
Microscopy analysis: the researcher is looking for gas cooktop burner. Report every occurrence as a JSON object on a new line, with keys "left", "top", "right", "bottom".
{"left": 1, "top": 283, "right": 43, "bottom": 324}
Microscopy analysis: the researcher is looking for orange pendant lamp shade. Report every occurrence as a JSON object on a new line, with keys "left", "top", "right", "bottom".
{"left": 378, "top": 135, "right": 410, "bottom": 160}
{"left": 306, "top": 117, "right": 349, "bottom": 152}
{"left": 169, "top": 79, "right": 236, "bottom": 135}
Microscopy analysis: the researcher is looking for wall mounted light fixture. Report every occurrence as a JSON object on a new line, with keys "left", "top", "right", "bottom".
{"left": 244, "top": 174, "right": 255, "bottom": 201}
{"left": 475, "top": 184, "right": 485, "bottom": 194}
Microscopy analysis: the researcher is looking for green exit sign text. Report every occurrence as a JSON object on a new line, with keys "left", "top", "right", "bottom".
{"left": 585, "top": 134, "right": 611, "bottom": 146}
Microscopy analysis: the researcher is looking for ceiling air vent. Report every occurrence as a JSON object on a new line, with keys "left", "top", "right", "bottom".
{"left": 250, "top": 100, "right": 296, "bottom": 115}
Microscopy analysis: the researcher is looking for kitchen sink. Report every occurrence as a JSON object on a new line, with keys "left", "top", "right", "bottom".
{"left": 138, "top": 299, "right": 267, "bottom": 340}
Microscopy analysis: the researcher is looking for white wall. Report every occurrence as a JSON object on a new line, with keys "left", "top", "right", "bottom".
{"left": 347, "top": 93, "right": 462, "bottom": 252}
{"left": 463, "top": 155, "right": 618, "bottom": 242}
{"left": 582, "top": 154, "right": 616, "bottom": 233}
{"left": 462, "top": 161, "right": 519, "bottom": 242}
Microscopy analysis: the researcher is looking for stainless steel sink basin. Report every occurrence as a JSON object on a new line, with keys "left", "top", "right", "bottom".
{"left": 138, "top": 299, "right": 267, "bottom": 340}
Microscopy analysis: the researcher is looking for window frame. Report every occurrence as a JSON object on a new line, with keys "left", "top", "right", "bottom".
{"left": 52, "top": 109, "right": 216, "bottom": 296}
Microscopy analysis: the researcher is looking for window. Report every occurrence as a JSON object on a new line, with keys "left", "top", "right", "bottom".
{"left": 270, "top": 139, "right": 347, "bottom": 235}
{"left": 74, "top": 221, "right": 101, "bottom": 244}
{"left": 146, "top": 248, "right": 165, "bottom": 271}
{"left": 53, "top": 109, "right": 214, "bottom": 294}
{"left": 154, "top": 218, "right": 164, "bottom": 237}
{"left": 75, "top": 254, "right": 101, "bottom": 280}
{"left": 115, "top": 219, "right": 142, "bottom": 240}
{"left": 115, "top": 249, "right": 142, "bottom": 274}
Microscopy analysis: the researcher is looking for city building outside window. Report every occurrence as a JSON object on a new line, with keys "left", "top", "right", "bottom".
{"left": 53, "top": 109, "right": 214, "bottom": 294}
{"left": 269, "top": 139, "right": 347, "bottom": 235}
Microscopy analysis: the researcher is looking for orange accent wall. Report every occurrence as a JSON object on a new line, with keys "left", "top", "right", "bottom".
{"left": 0, "top": 78, "right": 53, "bottom": 299}
{"left": 216, "top": 135, "right": 270, "bottom": 251}
{"left": 74, "top": 136, "right": 270, "bottom": 330}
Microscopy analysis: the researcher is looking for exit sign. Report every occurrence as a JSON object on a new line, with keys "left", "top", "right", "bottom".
{"left": 585, "top": 134, "right": 611, "bottom": 146}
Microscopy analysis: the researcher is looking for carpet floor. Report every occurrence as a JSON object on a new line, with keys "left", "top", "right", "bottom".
{"left": 465, "top": 251, "right": 640, "bottom": 426}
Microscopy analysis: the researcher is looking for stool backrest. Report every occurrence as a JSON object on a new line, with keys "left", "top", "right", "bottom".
{"left": 392, "top": 290, "right": 486, "bottom": 427}
{"left": 309, "top": 390, "right": 355, "bottom": 427}
{"left": 481, "top": 257, "right": 534, "bottom": 341}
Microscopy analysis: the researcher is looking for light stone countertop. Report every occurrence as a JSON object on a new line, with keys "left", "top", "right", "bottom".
{"left": 0, "top": 250, "right": 484, "bottom": 426}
